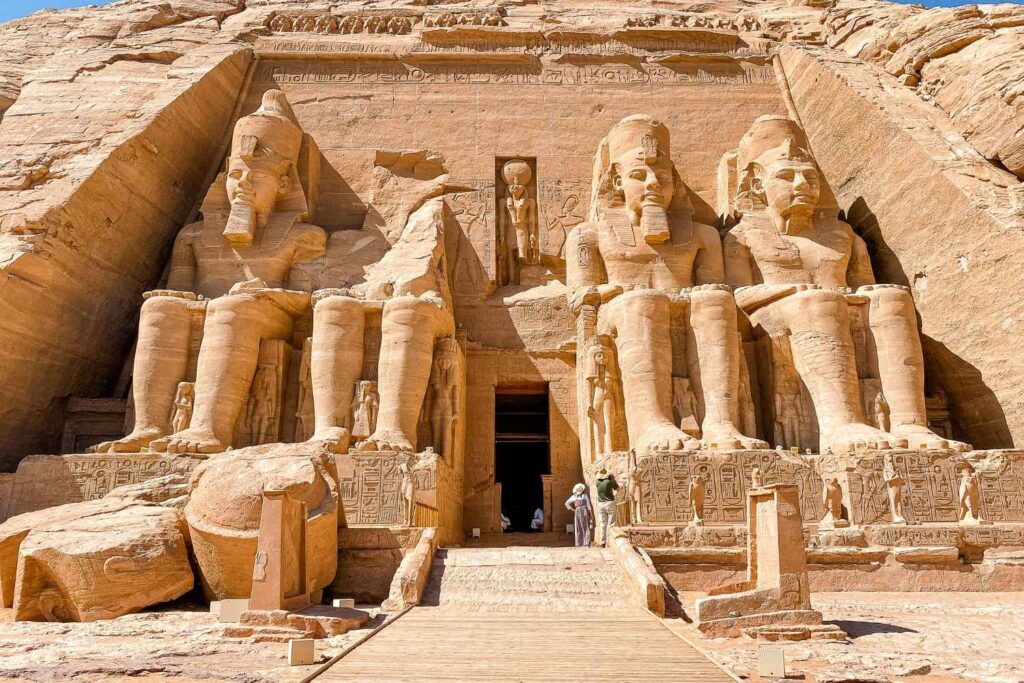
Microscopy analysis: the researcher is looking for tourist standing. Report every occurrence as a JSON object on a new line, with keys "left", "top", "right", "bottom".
{"left": 596, "top": 466, "right": 619, "bottom": 547}
{"left": 565, "top": 483, "right": 593, "bottom": 547}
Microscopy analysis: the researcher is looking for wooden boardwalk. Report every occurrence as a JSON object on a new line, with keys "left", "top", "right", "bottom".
{"left": 316, "top": 607, "right": 737, "bottom": 682}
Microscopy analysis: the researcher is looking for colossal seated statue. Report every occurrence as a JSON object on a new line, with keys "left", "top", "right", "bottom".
{"left": 93, "top": 90, "right": 326, "bottom": 455}
{"left": 723, "top": 115, "right": 968, "bottom": 454}
{"left": 307, "top": 153, "right": 456, "bottom": 454}
{"left": 567, "top": 115, "right": 766, "bottom": 454}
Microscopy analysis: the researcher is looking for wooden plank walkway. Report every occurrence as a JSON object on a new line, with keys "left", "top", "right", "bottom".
{"left": 316, "top": 608, "right": 736, "bottom": 682}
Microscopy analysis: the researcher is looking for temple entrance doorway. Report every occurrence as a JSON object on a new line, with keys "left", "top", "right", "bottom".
{"left": 494, "top": 388, "right": 550, "bottom": 533}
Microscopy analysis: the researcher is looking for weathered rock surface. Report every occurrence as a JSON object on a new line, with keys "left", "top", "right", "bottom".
{"left": 0, "top": 474, "right": 193, "bottom": 618}
{"left": 185, "top": 444, "right": 339, "bottom": 601}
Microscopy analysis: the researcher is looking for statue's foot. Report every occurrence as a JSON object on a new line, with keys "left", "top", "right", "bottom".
{"left": 357, "top": 429, "right": 415, "bottom": 452}
{"left": 309, "top": 427, "right": 351, "bottom": 453}
{"left": 88, "top": 427, "right": 166, "bottom": 454}
{"left": 892, "top": 425, "right": 971, "bottom": 452}
{"left": 701, "top": 423, "right": 769, "bottom": 450}
{"left": 636, "top": 423, "right": 692, "bottom": 452}
{"left": 822, "top": 423, "right": 907, "bottom": 454}
{"left": 150, "top": 429, "right": 228, "bottom": 455}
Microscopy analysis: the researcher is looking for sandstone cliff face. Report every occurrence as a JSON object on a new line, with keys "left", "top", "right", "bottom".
{"left": 0, "top": 0, "right": 1022, "bottom": 465}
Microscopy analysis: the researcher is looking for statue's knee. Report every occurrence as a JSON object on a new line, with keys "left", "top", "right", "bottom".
{"left": 616, "top": 288, "right": 670, "bottom": 315}
{"left": 866, "top": 286, "right": 915, "bottom": 319}
{"left": 383, "top": 295, "right": 453, "bottom": 335}
{"left": 689, "top": 288, "right": 736, "bottom": 322}
{"left": 141, "top": 295, "right": 188, "bottom": 318}
{"left": 790, "top": 288, "right": 846, "bottom": 316}
{"left": 313, "top": 293, "right": 361, "bottom": 318}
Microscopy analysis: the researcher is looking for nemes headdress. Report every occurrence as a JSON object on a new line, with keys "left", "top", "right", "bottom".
{"left": 606, "top": 115, "right": 671, "bottom": 168}
{"left": 231, "top": 89, "right": 303, "bottom": 169}
{"left": 736, "top": 115, "right": 814, "bottom": 177}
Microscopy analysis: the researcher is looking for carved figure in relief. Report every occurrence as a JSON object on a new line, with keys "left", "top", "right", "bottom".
{"left": 399, "top": 455, "right": 416, "bottom": 526}
{"left": 627, "top": 448, "right": 643, "bottom": 523}
{"left": 248, "top": 364, "right": 277, "bottom": 445}
{"left": 351, "top": 380, "right": 379, "bottom": 441}
{"left": 92, "top": 90, "right": 326, "bottom": 455}
{"left": 883, "top": 453, "right": 907, "bottom": 524}
{"left": 751, "top": 466, "right": 763, "bottom": 488}
{"left": 723, "top": 116, "right": 969, "bottom": 454}
{"left": 566, "top": 115, "right": 767, "bottom": 453}
{"left": 689, "top": 476, "right": 706, "bottom": 527}
{"left": 874, "top": 392, "right": 891, "bottom": 433}
{"left": 170, "top": 382, "right": 194, "bottom": 434}
{"left": 294, "top": 340, "right": 313, "bottom": 442}
{"left": 428, "top": 339, "right": 459, "bottom": 460}
{"left": 773, "top": 366, "right": 803, "bottom": 449}
{"left": 958, "top": 463, "right": 984, "bottom": 525}
{"left": 821, "top": 477, "right": 849, "bottom": 529}
{"left": 585, "top": 334, "right": 620, "bottom": 456}
{"left": 500, "top": 159, "right": 538, "bottom": 285}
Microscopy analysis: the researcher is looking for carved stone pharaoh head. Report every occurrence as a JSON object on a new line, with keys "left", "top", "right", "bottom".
{"left": 223, "top": 90, "right": 304, "bottom": 245}
{"left": 589, "top": 115, "right": 693, "bottom": 244}
{"left": 736, "top": 116, "right": 820, "bottom": 233}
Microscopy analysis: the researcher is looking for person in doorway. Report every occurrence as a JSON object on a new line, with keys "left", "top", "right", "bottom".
{"left": 501, "top": 512, "right": 512, "bottom": 532}
{"left": 531, "top": 507, "right": 545, "bottom": 531}
{"left": 596, "top": 466, "right": 619, "bottom": 547}
{"left": 565, "top": 483, "right": 593, "bottom": 547}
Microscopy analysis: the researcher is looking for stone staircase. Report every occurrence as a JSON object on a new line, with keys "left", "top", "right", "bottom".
{"left": 420, "top": 546, "right": 633, "bottom": 612}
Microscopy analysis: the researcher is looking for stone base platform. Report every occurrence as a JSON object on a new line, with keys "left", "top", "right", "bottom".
{"left": 697, "top": 608, "right": 848, "bottom": 640}
{"left": 223, "top": 605, "right": 371, "bottom": 642}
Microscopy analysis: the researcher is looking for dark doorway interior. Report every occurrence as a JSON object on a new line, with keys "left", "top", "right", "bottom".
{"left": 494, "top": 389, "right": 550, "bottom": 532}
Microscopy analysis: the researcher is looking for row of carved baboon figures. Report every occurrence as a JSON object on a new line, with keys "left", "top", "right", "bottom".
{"left": 624, "top": 14, "right": 762, "bottom": 31}
{"left": 267, "top": 11, "right": 508, "bottom": 35}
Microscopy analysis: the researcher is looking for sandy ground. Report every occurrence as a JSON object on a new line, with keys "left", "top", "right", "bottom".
{"left": 0, "top": 598, "right": 385, "bottom": 682}
{"left": 0, "top": 593, "right": 1022, "bottom": 682}
{"left": 668, "top": 592, "right": 1024, "bottom": 683}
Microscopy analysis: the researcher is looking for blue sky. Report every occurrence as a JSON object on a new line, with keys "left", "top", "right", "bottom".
{"left": 0, "top": 0, "right": 1016, "bottom": 23}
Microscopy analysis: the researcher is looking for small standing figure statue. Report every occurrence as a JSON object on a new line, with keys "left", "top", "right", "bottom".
{"left": 750, "top": 466, "right": 763, "bottom": 489}
{"left": 958, "top": 463, "right": 985, "bottom": 525}
{"left": 883, "top": 453, "right": 907, "bottom": 524}
{"left": 586, "top": 335, "right": 619, "bottom": 457}
{"left": 249, "top": 364, "right": 277, "bottom": 445}
{"left": 627, "top": 448, "right": 643, "bottom": 524}
{"left": 294, "top": 342, "right": 314, "bottom": 442}
{"left": 503, "top": 159, "right": 538, "bottom": 265}
{"left": 874, "top": 392, "right": 891, "bottom": 433}
{"left": 399, "top": 455, "right": 416, "bottom": 527}
{"left": 351, "top": 380, "right": 380, "bottom": 441}
{"left": 821, "top": 477, "right": 849, "bottom": 529}
{"left": 171, "top": 382, "right": 194, "bottom": 434}
{"left": 429, "top": 340, "right": 459, "bottom": 460}
{"left": 688, "top": 476, "right": 706, "bottom": 527}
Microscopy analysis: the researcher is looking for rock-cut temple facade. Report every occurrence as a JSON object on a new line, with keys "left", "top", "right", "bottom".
{"left": 1, "top": 0, "right": 1024, "bottom": 624}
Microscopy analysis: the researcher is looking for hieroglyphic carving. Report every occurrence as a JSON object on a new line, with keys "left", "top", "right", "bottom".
{"left": 631, "top": 450, "right": 823, "bottom": 525}
{"left": 255, "top": 62, "right": 776, "bottom": 88}
{"left": 625, "top": 14, "right": 762, "bottom": 32}
{"left": 536, "top": 180, "right": 588, "bottom": 263}
{"left": 447, "top": 187, "right": 497, "bottom": 297}
{"left": 7, "top": 454, "right": 201, "bottom": 517}
{"left": 336, "top": 451, "right": 439, "bottom": 525}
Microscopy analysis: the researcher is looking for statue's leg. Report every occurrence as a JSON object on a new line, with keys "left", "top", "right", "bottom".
{"left": 153, "top": 294, "right": 293, "bottom": 454}
{"left": 359, "top": 295, "right": 454, "bottom": 452}
{"left": 309, "top": 294, "right": 365, "bottom": 451}
{"left": 93, "top": 295, "right": 192, "bottom": 453}
{"left": 604, "top": 290, "right": 693, "bottom": 452}
{"left": 688, "top": 287, "right": 767, "bottom": 450}
{"left": 776, "top": 289, "right": 905, "bottom": 453}
{"left": 862, "top": 286, "right": 970, "bottom": 451}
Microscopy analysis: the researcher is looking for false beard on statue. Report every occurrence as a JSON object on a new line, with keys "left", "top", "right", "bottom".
{"left": 223, "top": 201, "right": 257, "bottom": 246}
{"left": 640, "top": 203, "right": 670, "bottom": 244}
